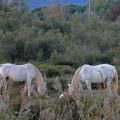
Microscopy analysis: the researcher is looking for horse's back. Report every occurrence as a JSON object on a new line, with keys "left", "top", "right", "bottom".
{"left": 10, "top": 63, "right": 36, "bottom": 79}
{"left": 94, "top": 64, "right": 115, "bottom": 69}
{"left": 95, "top": 64, "right": 116, "bottom": 77}
{"left": 79, "top": 65, "right": 102, "bottom": 82}
{"left": 0, "top": 63, "right": 36, "bottom": 81}
{"left": 86, "top": 64, "right": 116, "bottom": 74}
{"left": 79, "top": 64, "right": 116, "bottom": 83}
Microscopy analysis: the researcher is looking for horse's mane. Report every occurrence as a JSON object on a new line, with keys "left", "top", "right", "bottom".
{"left": 68, "top": 65, "right": 85, "bottom": 95}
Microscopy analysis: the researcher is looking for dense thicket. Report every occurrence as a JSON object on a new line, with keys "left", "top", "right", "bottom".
{"left": 0, "top": 0, "right": 120, "bottom": 66}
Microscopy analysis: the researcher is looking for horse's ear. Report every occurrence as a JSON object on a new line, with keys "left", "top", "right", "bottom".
{"left": 68, "top": 84, "right": 70, "bottom": 87}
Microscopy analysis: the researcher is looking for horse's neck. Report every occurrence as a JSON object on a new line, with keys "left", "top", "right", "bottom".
{"left": 68, "top": 68, "right": 81, "bottom": 95}
{"left": 0, "top": 66, "right": 10, "bottom": 78}
{"left": 35, "top": 67, "right": 45, "bottom": 85}
{"left": 71, "top": 74, "right": 79, "bottom": 88}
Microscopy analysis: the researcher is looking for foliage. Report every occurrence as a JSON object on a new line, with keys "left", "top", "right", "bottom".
{"left": 0, "top": 2, "right": 120, "bottom": 66}
{"left": 93, "top": 0, "right": 120, "bottom": 20}
{"left": 85, "top": 53, "right": 113, "bottom": 65}
{"left": 66, "top": 4, "right": 86, "bottom": 14}
{"left": 31, "top": 62, "right": 75, "bottom": 77}
{"left": 0, "top": 81, "right": 120, "bottom": 120}
{"left": 0, "top": 2, "right": 120, "bottom": 120}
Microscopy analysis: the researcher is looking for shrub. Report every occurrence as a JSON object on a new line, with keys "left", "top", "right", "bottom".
{"left": 34, "top": 63, "right": 60, "bottom": 77}
{"left": 30, "top": 61, "right": 75, "bottom": 77}
{"left": 57, "top": 65, "right": 75, "bottom": 75}
{"left": 85, "top": 53, "right": 113, "bottom": 65}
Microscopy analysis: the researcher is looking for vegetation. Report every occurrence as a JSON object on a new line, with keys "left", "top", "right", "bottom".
{"left": 0, "top": 0, "right": 120, "bottom": 120}
{"left": 0, "top": 74, "right": 120, "bottom": 120}
{"left": 0, "top": 0, "right": 120, "bottom": 66}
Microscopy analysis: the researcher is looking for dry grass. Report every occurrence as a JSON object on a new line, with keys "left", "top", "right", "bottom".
{"left": 0, "top": 76, "right": 120, "bottom": 120}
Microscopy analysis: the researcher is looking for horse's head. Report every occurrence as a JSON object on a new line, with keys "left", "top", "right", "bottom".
{"left": 59, "top": 83, "right": 74, "bottom": 99}
{"left": 68, "top": 83, "right": 75, "bottom": 95}
{"left": 59, "top": 91, "right": 68, "bottom": 99}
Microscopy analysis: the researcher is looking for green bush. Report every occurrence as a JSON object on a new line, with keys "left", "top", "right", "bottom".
{"left": 33, "top": 63, "right": 60, "bottom": 77}
{"left": 57, "top": 65, "right": 75, "bottom": 75}
{"left": 30, "top": 62, "right": 75, "bottom": 77}
{"left": 85, "top": 53, "right": 113, "bottom": 65}
{"left": 46, "top": 65, "right": 60, "bottom": 77}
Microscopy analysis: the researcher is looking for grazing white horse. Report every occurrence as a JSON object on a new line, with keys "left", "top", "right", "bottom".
{"left": 0, "top": 63, "right": 46, "bottom": 97}
{"left": 59, "top": 64, "right": 118, "bottom": 98}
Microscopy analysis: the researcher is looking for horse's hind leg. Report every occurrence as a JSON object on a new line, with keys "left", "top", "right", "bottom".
{"left": 86, "top": 80, "right": 93, "bottom": 97}
{"left": 106, "top": 80, "right": 113, "bottom": 96}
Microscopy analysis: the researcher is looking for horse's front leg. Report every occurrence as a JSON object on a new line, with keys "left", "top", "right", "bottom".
{"left": 2, "top": 79, "right": 8, "bottom": 95}
{"left": 2, "top": 79, "right": 9, "bottom": 100}
{"left": 27, "top": 78, "right": 32, "bottom": 97}
{"left": 86, "top": 80, "right": 93, "bottom": 97}
{"left": 23, "top": 83, "right": 27, "bottom": 96}
{"left": 0, "top": 80, "right": 3, "bottom": 95}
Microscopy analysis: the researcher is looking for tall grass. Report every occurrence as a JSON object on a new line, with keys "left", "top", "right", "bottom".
{"left": 0, "top": 75, "right": 120, "bottom": 120}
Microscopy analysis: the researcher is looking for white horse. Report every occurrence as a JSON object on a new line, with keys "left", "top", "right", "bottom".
{"left": 0, "top": 63, "right": 46, "bottom": 97}
{"left": 59, "top": 64, "right": 118, "bottom": 98}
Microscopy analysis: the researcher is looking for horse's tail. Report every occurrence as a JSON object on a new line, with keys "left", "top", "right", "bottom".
{"left": 112, "top": 69, "right": 118, "bottom": 96}
{"left": 34, "top": 66, "right": 46, "bottom": 96}
{"left": 68, "top": 65, "right": 84, "bottom": 95}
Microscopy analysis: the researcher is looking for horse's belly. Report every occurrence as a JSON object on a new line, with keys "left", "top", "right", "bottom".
{"left": 92, "top": 78, "right": 104, "bottom": 83}
{"left": 12, "top": 76, "right": 26, "bottom": 81}
{"left": 91, "top": 72, "right": 105, "bottom": 83}
{"left": 10, "top": 71, "right": 27, "bottom": 81}
{"left": 80, "top": 71, "right": 105, "bottom": 83}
